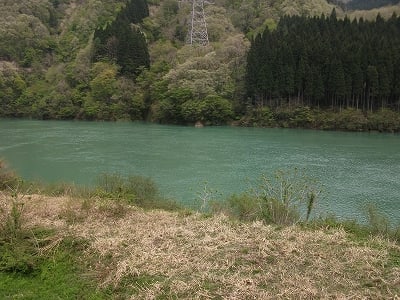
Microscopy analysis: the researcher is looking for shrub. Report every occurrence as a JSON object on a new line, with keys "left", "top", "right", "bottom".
{"left": 216, "top": 169, "right": 321, "bottom": 225}
{"left": 124, "top": 175, "right": 159, "bottom": 205}
{"left": 306, "top": 207, "right": 400, "bottom": 244}
{"left": 256, "top": 169, "right": 321, "bottom": 225}
{"left": 95, "top": 173, "right": 180, "bottom": 211}
{"left": 334, "top": 108, "right": 367, "bottom": 131}
{"left": 224, "top": 194, "right": 262, "bottom": 221}
{"left": 250, "top": 106, "right": 276, "bottom": 127}
{"left": 0, "top": 192, "right": 42, "bottom": 275}
{"left": 0, "top": 160, "right": 19, "bottom": 190}
{"left": 0, "top": 192, "right": 24, "bottom": 241}
{"left": 96, "top": 173, "right": 125, "bottom": 196}
{"left": 364, "top": 204, "right": 400, "bottom": 242}
{"left": 367, "top": 109, "right": 400, "bottom": 132}
{"left": 289, "top": 106, "right": 314, "bottom": 128}
{"left": 181, "top": 95, "right": 233, "bottom": 125}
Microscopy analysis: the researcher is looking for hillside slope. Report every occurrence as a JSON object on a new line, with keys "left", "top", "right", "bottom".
{"left": 345, "top": 3, "right": 400, "bottom": 19}
{"left": 1, "top": 0, "right": 400, "bottom": 125}
{"left": 0, "top": 0, "right": 338, "bottom": 120}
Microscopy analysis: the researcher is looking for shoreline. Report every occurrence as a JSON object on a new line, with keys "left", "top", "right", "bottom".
{"left": 2, "top": 106, "right": 400, "bottom": 133}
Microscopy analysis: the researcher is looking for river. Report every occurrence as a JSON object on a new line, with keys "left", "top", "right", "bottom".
{"left": 0, "top": 119, "right": 399, "bottom": 222}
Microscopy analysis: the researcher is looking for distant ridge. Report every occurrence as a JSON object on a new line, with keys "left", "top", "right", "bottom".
{"left": 338, "top": 0, "right": 400, "bottom": 10}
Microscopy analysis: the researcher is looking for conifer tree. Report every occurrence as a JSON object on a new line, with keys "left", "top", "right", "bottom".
{"left": 93, "top": 0, "right": 150, "bottom": 77}
{"left": 245, "top": 11, "right": 400, "bottom": 111}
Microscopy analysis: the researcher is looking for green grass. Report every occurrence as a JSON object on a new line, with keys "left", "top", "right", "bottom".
{"left": 0, "top": 189, "right": 106, "bottom": 299}
{"left": 94, "top": 173, "right": 182, "bottom": 211}
{"left": 0, "top": 238, "right": 107, "bottom": 299}
{"left": 388, "top": 249, "right": 400, "bottom": 268}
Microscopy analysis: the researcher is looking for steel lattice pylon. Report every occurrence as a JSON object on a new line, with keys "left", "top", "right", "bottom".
{"left": 187, "top": 0, "right": 209, "bottom": 46}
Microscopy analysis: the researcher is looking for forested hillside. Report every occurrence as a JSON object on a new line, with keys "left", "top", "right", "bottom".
{"left": 0, "top": 0, "right": 399, "bottom": 130}
{"left": 345, "top": 0, "right": 400, "bottom": 10}
{"left": 246, "top": 12, "right": 400, "bottom": 111}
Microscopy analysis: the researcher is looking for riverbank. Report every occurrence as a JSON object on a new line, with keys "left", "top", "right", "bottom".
{"left": 1, "top": 189, "right": 400, "bottom": 298}
{"left": 3, "top": 106, "right": 400, "bottom": 133}
{"left": 236, "top": 107, "right": 400, "bottom": 133}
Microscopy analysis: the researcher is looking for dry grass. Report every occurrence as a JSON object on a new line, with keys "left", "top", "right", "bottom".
{"left": 1, "top": 193, "right": 399, "bottom": 299}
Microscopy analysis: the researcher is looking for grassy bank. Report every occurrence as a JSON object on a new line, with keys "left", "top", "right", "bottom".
{"left": 1, "top": 192, "right": 400, "bottom": 299}
{"left": 1, "top": 163, "right": 400, "bottom": 298}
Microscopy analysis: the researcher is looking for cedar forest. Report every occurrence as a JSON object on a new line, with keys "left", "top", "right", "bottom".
{"left": 0, "top": 0, "right": 400, "bottom": 131}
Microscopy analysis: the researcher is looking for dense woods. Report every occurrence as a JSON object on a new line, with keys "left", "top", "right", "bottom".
{"left": 245, "top": 11, "right": 400, "bottom": 112}
{"left": 0, "top": 0, "right": 400, "bottom": 130}
{"left": 93, "top": 0, "right": 150, "bottom": 76}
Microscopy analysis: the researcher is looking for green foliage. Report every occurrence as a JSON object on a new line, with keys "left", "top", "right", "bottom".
{"left": 245, "top": 13, "right": 400, "bottom": 112}
{"left": 367, "top": 109, "right": 400, "bottom": 132}
{"left": 181, "top": 95, "right": 233, "bottom": 124}
{"left": 224, "top": 194, "right": 262, "bottom": 221}
{"left": 0, "top": 191, "right": 43, "bottom": 276}
{"left": 238, "top": 106, "right": 400, "bottom": 132}
{"left": 215, "top": 169, "right": 321, "bottom": 225}
{"left": 151, "top": 87, "right": 193, "bottom": 123}
{"left": 161, "top": 0, "right": 179, "bottom": 20}
{"left": 0, "top": 0, "right": 399, "bottom": 131}
{"left": 79, "top": 62, "right": 146, "bottom": 120}
{"left": 256, "top": 169, "right": 320, "bottom": 225}
{"left": 201, "top": 95, "right": 234, "bottom": 124}
{"left": 0, "top": 63, "right": 27, "bottom": 117}
{"left": 90, "top": 63, "right": 118, "bottom": 102}
{"left": 93, "top": 0, "right": 150, "bottom": 77}
{"left": 0, "top": 234, "right": 106, "bottom": 299}
{"left": 309, "top": 208, "right": 400, "bottom": 244}
{"left": 289, "top": 106, "right": 314, "bottom": 127}
{"left": 335, "top": 108, "right": 367, "bottom": 131}
{"left": 0, "top": 4, "right": 53, "bottom": 66}
{"left": 95, "top": 173, "right": 181, "bottom": 211}
{"left": 237, "top": 106, "right": 276, "bottom": 127}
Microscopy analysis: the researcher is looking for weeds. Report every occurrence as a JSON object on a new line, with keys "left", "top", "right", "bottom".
{"left": 306, "top": 207, "right": 400, "bottom": 244}
{"left": 256, "top": 169, "right": 321, "bottom": 225}
{"left": 219, "top": 193, "right": 261, "bottom": 221}
{"left": 214, "top": 169, "right": 321, "bottom": 226}
{"left": 363, "top": 204, "right": 400, "bottom": 243}
{"left": 0, "top": 159, "right": 19, "bottom": 190}
{"left": 0, "top": 192, "right": 25, "bottom": 241}
{"left": 0, "top": 186, "right": 40, "bottom": 274}
{"left": 197, "top": 182, "right": 221, "bottom": 213}
{"left": 0, "top": 188, "right": 106, "bottom": 298}
{"left": 95, "top": 173, "right": 181, "bottom": 211}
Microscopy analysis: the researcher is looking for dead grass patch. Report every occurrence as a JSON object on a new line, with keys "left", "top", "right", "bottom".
{"left": 1, "top": 193, "right": 399, "bottom": 299}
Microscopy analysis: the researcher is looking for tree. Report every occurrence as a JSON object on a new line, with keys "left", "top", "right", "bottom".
{"left": 367, "top": 65, "right": 379, "bottom": 111}
{"left": 181, "top": 95, "right": 233, "bottom": 124}
{"left": 244, "top": 13, "right": 400, "bottom": 112}
{"left": 93, "top": 0, "right": 150, "bottom": 77}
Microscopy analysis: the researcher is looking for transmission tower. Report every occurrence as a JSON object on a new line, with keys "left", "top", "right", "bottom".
{"left": 184, "top": 0, "right": 210, "bottom": 46}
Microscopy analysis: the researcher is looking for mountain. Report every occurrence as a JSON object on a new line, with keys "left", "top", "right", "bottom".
{"left": 0, "top": 0, "right": 399, "bottom": 124}
{"left": 345, "top": 3, "right": 400, "bottom": 19}
{"left": 345, "top": 0, "right": 400, "bottom": 10}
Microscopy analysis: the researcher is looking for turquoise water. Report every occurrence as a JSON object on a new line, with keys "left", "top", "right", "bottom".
{"left": 0, "top": 119, "right": 399, "bottom": 222}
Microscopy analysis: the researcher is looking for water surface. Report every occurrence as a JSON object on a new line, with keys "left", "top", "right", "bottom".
{"left": 0, "top": 120, "right": 399, "bottom": 222}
